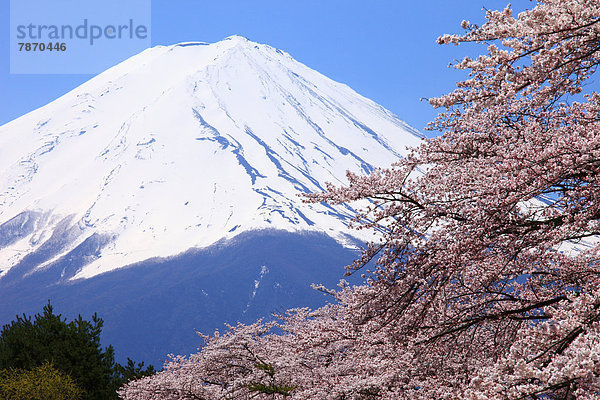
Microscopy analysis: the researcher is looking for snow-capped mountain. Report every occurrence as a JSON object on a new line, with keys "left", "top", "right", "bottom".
{"left": 0, "top": 35, "right": 422, "bottom": 283}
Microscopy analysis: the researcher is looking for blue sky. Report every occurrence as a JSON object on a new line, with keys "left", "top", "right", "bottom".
{"left": 0, "top": 0, "right": 532, "bottom": 131}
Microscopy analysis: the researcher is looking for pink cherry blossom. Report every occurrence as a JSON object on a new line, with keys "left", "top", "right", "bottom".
{"left": 120, "top": 1, "right": 600, "bottom": 398}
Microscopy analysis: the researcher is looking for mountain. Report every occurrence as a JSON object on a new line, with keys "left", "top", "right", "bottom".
{"left": 0, "top": 36, "right": 422, "bottom": 364}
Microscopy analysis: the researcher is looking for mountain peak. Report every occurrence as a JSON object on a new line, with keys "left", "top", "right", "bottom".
{"left": 168, "top": 35, "right": 252, "bottom": 50}
{"left": 0, "top": 37, "right": 422, "bottom": 282}
{"left": 223, "top": 34, "right": 251, "bottom": 42}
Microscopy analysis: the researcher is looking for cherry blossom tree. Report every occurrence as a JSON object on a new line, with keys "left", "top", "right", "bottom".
{"left": 120, "top": 1, "right": 600, "bottom": 399}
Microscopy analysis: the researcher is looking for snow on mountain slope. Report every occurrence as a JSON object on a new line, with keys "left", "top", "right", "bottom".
{"left": 0, "top": 35, "right": 423, "bottom": 281}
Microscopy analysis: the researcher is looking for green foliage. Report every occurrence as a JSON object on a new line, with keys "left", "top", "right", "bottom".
{"left": 0, "top": 361, "right": 83, "bottom": 400}
{"left": 113, "top": 358, "right": 156, "bottom": 389}
{"left": 247, "top": 382, "right": 296, "bottom": 397}
{"left": 247, "top": 362, "right": 296, "bottom": 398}
{"left": 0, "top": 302, "right": 155, "bottom": 400}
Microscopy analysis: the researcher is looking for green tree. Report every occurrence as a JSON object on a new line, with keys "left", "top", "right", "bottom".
{"left": 0, "top": 302, "right": 154, "bottom": 400}
{"left": 112, "top": 358, "right": 156, "bottom": 390}
{"left": 0, "top": 361, "right": 82, "bottom": 400}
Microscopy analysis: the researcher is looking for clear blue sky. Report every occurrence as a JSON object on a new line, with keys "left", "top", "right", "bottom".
{"left": 0, "top": 0, "right": 532, "bottom": 132}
